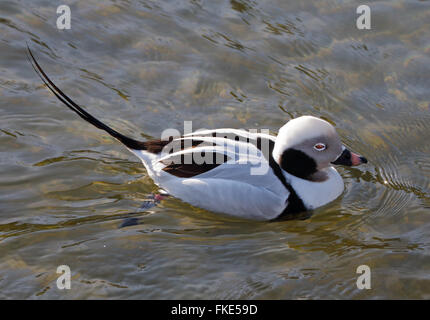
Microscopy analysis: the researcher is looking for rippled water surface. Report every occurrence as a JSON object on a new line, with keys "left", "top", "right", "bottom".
{"left": 1, "top": 0, "right": 430, "bottom": 299}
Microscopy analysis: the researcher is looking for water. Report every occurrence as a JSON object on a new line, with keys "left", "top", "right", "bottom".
{"left": 0, "top": 0, "right": 429, "bottom": 299}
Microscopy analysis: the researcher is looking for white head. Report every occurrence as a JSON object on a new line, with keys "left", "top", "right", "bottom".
{"left": 273, "top": 116, "right": 367, "bottom": 180}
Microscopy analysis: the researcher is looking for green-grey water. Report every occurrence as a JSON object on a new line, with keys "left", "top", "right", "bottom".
{"left": 0, "top": 0, "right": 429, "bottom": 299}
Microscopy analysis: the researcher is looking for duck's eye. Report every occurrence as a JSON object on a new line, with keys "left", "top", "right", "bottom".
{"left": 314, "top": 143, "right": 326, "bottom": 151}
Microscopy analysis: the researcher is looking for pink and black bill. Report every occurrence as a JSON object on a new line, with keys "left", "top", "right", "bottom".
{"left": 331, "top": 148, "right": 367, "bottom": 166}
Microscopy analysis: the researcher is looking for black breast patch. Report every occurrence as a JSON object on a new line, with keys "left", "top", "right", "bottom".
{"left": 255, "top": 138, "right": 307, "bottom": 219}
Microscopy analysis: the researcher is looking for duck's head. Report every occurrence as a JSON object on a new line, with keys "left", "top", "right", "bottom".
{"left": 273, "top": 116, "right": 367, "bottom": 180}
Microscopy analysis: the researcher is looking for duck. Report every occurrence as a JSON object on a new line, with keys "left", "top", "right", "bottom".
{"left": 27, "top": 46, "right": 367, "bottom": 221}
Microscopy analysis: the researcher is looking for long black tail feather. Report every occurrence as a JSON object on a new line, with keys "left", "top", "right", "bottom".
{"left": 26, "top": 44, "right": 147, "bottom": 150}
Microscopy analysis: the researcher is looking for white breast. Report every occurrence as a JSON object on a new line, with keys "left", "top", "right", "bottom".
{"left": 284, "top": 166, "right": 344, "bottom": 210}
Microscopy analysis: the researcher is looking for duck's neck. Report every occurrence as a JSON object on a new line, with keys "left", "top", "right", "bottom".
{"left": 282, "top": 167, "right": 344, "bottom": 210}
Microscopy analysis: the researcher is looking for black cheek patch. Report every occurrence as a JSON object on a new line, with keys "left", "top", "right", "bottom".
{"left": 280, "top": 148, "right": 317, "bottom": 180}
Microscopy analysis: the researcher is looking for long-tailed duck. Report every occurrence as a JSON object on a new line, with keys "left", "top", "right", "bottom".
{"left": 27, "top": 47, "right": 367, "bottom": 221}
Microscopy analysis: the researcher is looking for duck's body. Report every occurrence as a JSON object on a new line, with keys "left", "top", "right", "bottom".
{"left": 133, "top": 129, "right": 344, "bottom": 220}
{"left": 27, "top": 47, "right": 366, "bottom": 221}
